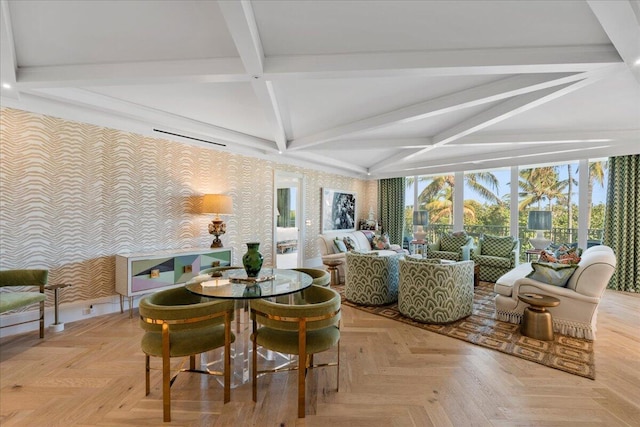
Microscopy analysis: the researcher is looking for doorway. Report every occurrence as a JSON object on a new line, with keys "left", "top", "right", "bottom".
{"left": 274, "top": 172, "right": 303, "bottom": 268}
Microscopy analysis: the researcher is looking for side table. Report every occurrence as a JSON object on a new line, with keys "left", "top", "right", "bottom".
{"left": 518, "top": 293, "right": 560, "bottom": 340}
{"left": 323, "top": 259, "right": 344, "bottom": 287}
{"left": 45, "top": 283, "right": 73, "bottom": 332}
{"left": 410, "top": 240, "right": 427, "bottom": 258}
{"left": 525, "top": 249, "right": 543, "bottom": 262}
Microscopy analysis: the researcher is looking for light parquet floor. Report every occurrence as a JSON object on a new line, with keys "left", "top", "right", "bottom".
{"left": 1, "top": 288, "right": 639, "bottom": 427}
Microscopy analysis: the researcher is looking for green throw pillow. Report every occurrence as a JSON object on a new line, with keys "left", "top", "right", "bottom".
{"left": 526, "top": 261, "right": 578, "bottom": 287}
{"left": 334, "top": 238, "right": 347, "bottom": 253}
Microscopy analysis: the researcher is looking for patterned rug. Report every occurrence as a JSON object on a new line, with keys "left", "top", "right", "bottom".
{"left": 336, "top": 281, "right": 595, "bottom": 379}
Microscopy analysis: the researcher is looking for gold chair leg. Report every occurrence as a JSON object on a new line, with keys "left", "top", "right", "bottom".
{"left": 39, "top": 300, "right": 44, "bottom": 339}
{"left": 145, "top": 355, "right": 150, "bottom": 396}
{"left": 162, "top": 323, "right": 171, "bottom": 422}
{"left": 337, "top": 338, "right": 340, "bottom": 391}
{"left": 224, "top": 310, "right": 231, "bottom": 404}
{"left": 298, "top": 321, "right": 307, "bottom": 418}
{"left": 190, "top": 355, "right": 196, "bottom": 371}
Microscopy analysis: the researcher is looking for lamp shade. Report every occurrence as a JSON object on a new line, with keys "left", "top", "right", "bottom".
{"left": 412, "top": 210, "right": 429, "bottom": 227}
{"left": 527, "top": 210, "right": 551, "bottom": 231}
{"left": 202, "top": 194, "right": 233, "bottom": 215}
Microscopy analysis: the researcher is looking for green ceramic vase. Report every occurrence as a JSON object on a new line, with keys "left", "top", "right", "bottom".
{"left": 242, "top": 242, "right": 264, "bottom": 278}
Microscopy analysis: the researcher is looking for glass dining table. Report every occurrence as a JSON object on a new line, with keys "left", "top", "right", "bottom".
{"left": 184, "top": 268, "right": 313, "bottom": 387}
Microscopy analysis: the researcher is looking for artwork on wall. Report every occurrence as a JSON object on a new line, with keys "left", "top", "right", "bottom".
{"left": 322, "top": 188, "right": 356, "bottom": 233}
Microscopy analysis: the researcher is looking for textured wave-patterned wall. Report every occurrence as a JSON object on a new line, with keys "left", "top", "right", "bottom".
{"left": 0, "top": 107, "right": 375, "bottom": 307}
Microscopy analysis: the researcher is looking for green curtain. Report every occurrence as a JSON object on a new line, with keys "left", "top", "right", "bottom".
{"left": 277, "top": 188, "right": 290, "bottom": 228}
{"left": 603, "top": 155, "right": 640, "bottom": 292}
{"left": 378, "top": 177, "right": 405, "bottom": 245}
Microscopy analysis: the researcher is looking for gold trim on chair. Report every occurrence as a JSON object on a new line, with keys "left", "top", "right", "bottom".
{"left": 250, "top": 286, "right": 341, "bottom": 418}
{"left": 139, "top": 288, "right": 234, "bottom": 422}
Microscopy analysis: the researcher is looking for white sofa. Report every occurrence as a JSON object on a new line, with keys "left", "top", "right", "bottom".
{"left": 494, "top": 245, "right": 616, "bottom": 340}
{"left": 317, "top": 230, "right": 405, "bottom": 284}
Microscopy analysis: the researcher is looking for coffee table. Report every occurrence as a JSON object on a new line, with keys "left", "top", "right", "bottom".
{"left": 518, "top": 293, "right": 560, "bottom": 340}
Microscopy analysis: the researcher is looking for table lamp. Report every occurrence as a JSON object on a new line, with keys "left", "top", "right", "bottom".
{"left": 202, "top": 194, "right": 233, "bottom": 248}
{"left": 412, "top": 210, "right": 429, "bottom": 241}
{"left": 527, "top": 210, "right": 552, "bottom": 250}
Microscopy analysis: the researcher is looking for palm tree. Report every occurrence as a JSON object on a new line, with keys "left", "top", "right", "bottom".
{"left": 587, "top": 161, "right": 607, "bottom": 230}
{"left": 518, "top": 167, "right": 568, "bottom": 211}
{"left": 414, "top": 172, "right": 501, "bottom": 224}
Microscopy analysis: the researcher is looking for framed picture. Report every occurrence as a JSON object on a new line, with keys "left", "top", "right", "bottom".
{"left": 322, "top": 188, "right": 356, "bottom": 233}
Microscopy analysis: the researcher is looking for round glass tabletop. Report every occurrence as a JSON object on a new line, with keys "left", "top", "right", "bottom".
{"left": 184, "top": 268, "right": 312, "bottom": 299}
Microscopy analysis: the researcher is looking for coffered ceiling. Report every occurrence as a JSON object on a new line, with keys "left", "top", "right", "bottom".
{"left": 1, "top": 0, "right": 639, "bottom": 178}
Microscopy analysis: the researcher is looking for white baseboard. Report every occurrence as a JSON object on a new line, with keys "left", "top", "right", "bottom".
{"left": 0, "top": 294, "right": 140, "bottom": 338}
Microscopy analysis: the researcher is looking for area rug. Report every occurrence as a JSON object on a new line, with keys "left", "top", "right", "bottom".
{"left": 336, "top": 282, "right": 595, "bottom": 379}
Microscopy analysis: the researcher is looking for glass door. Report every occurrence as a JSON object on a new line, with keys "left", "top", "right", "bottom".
{"left": 274, "top": 172, "right": 303, "bottom": 268}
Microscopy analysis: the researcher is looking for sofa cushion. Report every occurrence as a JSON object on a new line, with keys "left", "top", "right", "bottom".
{"left": 494, "top": 263, "right": 533, "bottom": 296}
{"left": 481, "top": 235, "right": 516, "bottom": 257}
{"left": 343, "top": 236, "right": 357, "bottom": 251}
{"left": 440, "top": 232, "right": 469, "bottom": 252}
{"left": 526, "top": 261, "right": 578, "bottom": 287}
{"left": 372, "top": 234, "right": 391, "bottom": 250}
{"left": 334, "top": 238, "right": 347, "bottom": 253}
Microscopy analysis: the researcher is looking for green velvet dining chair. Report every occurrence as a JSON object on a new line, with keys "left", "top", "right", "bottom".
{"left": 291, "top": 268, "right": 331, "bottom": 287}
{"left": 139, "top": 287, "right": 235, "bottom": 422}
{"left": 250, "top": 285, "right": 341, "bottom": 418}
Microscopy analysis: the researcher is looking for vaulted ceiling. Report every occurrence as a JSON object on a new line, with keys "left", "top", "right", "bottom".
{"left": 1, "top": 0, "right": 639, "bottom": 179}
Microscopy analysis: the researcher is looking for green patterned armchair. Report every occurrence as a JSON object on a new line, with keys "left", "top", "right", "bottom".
{"left": 473, "top": 234, "right": 519, "bottom": 282}
{"left": 426, "top": 231, "right": 474, "bottom": 261}
{"left": 345, "top": 252, "right": 401, "bottom": 305}
{"left": 398, "top": 258, "right": 474, "bottom": 323}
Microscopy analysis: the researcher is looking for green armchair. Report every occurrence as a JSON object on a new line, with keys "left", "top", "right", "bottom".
{"left": 345, "top": 252, "right": 401, "bottom": 305}
{"left": 0, "top": 269, "right": 48, "bottom": 338}
{"left": 473, "top": 234, "right": 519, "bottom": 282}
{"left": 427, "top": 231, "right": 474, "bottom": 261}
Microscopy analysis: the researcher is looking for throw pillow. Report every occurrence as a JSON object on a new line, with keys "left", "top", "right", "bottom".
{"left": 343, "top": 236, "right": 357, "bottom": 251}
{"left": 334, "top": 238, "right": 347, "bottom": 253}
{"left": 538, "top": 251, "right": 557, "bottom": 263}
{"left": 440, "top": 232, "right": 468, "bottom": 252}
{"left": 481, "top": 235, "right": 516, "bottom": 257}
{"left": 372, "top": 234, "right": 390, "bottom": 250}
{"left": 526, "top": 261, "right": 578, "bottom": 287}
{"left": 553, "top": 245, "right": 583, "bottom": 264}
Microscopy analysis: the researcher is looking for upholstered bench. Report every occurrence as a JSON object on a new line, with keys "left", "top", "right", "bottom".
{"left": 0, "top": 269, "right": 48, "bottom": 338}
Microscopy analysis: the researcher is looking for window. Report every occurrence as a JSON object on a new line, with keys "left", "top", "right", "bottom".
{"left": 463, "top": 168, "right": 510, "bottom": 239}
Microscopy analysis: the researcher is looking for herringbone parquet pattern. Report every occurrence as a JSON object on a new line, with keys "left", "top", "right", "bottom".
{"left": 1, "top": 288, "right": 639, "bottom": 426}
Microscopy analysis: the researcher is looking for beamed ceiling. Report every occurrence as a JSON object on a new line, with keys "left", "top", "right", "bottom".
{"left": 1, "top": 0, "right": 639, "bottom": 178}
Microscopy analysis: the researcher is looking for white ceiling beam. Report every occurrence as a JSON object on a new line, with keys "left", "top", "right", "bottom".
{"left": 450, "top": 129, "right": 640, "bottom": 145}
{"left": 370, "top": 68, "right": 618, "bottom": 173}
{"left": 265, "top": 45, "right": 621, "bottom": 80}
{"left": 588, "top": 0, "right": 640, "bottom": 85}
{"left": 373, "top": 142, "right": 638, "bottom": 179}
{"left": 317, "top": 138, "right": 432, "bottom": 150}
{"left": 0, "top": 0, "right": 18, "bottom": 99}
{"left": 25, "top": 87, "right": 277, "bottom": 152}
{"left": 15, "top": 58, "right": 249, "bottom": 88}
{"left": 288, "top": 72, "right": 592, "bottom": 151}
{"left": 285, "top": 151, "right": 369, "bottom": 176}
{"left": 218, "top": 0, "right": 288, "bottom": 152}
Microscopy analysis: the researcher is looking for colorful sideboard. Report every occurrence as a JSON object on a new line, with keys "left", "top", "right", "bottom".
{"left": 115, "top": 247, "right": 232, "bottom": 316}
